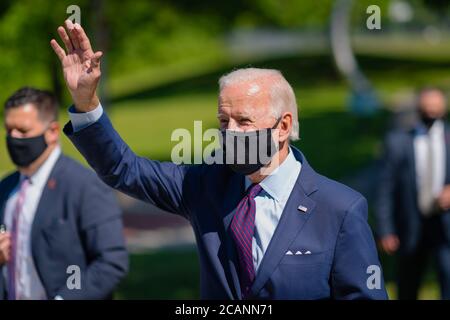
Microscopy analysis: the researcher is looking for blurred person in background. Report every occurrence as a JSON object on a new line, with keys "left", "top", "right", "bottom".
{"left": 376, "top": 87, "right": 450, "bottom": 300}
{"left": 0, "top": 87, "right": 128, "bottom": 299}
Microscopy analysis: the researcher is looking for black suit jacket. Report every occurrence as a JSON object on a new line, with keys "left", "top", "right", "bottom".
{"left": 0, "top": 154, "right": 128, "bottom": 299}
{"left": 375, "top": 121, "right": 450, "bottom": 254}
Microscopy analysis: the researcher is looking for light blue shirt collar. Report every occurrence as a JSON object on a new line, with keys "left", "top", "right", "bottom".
{"left": 245, "top": 147, "right": 301, "bottom": 202}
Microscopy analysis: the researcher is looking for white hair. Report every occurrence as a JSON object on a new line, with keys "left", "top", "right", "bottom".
{"left": 218, "top": 68, "right": 299, "bottom": 141}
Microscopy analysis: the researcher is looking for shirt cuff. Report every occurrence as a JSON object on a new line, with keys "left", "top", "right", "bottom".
{"left": 68, "top": 104, "right": 104, "bottom": 132}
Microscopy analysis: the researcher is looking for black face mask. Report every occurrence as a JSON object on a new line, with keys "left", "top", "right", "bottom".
{"left": 219, "top": 118, "right": 281, "bottom": 175}
{"left": 420, "top": 113, "right": 438, "bottom": 128}
{"left": 419, "top": 110, "right": 446, "bottom": 129}
{"left": 6, "top": 133, "right": 48, "bottom": 167}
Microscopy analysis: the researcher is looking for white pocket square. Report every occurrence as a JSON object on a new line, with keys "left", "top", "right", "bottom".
{"left": 285, "top": 250, "right": 294, "bottom": 255}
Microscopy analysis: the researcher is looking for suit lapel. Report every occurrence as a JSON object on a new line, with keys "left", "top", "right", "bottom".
{"left": 406, "top": 129, "right": 418, "bottom": 199}
{"left": 250, "top": 153, "right": 318, "bottom": 296}
{"left": 30, "top": 155, "right": 65, "bottom": 247}
{"left": 201, "top": 168, "right": 245, "bottom": 299}
{"left": 220, "top": 172, "right": 245, "bottom": 299}
{"left": 444, "top": 123, "right": 450, "bottom": 183}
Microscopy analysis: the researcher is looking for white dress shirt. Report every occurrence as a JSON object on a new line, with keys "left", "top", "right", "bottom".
{"left": 3, "top": 146, "right": 61, "bottom": 300}
{"left": 414, "top": 120, "right": 446, "bottom": 213}
{"left": 68, "top": 105, "right": 302, "bottom": 273}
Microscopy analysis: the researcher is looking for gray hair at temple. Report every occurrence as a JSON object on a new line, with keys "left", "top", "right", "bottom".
{"left": 218, "top": 68, "right": 300, "bottom": 141}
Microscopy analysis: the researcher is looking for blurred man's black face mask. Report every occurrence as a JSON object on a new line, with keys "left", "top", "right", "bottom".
{"left": 419, "top": 110, "right": 435, "bottom": 127}
{"left": 420, "top": 112, "right": 438, "bottom": 128}
{"left": 6, "top": 133, "right": 48, "bottom": 167}
{"left": 419, "top": 111, "right": 445, "bottom": 128}
{"left": 219, "top": 117, "right": 281, "bottom": 175}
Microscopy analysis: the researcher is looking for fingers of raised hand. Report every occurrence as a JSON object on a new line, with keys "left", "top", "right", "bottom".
{"left": 50, "top": 39, "right": 66, "bottom": 62}
{"left": 65, "top": 19, "right": 81, "bottom": 50}
{"left": 86, "top": 51, "right": 103, "bottom": 74}
{"left": 73, "top": 23, "right": 93, "bottom": 52}
{"left": 57, "top": 25, "right": 73, "bottom": 53}
{"left": 91, "top": 51, "right": 103, "bottom": 67}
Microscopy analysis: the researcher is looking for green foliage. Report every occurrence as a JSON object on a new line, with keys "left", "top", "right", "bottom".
{"left": 1, "top": 0, "right": 448, "bottom": 108}
{"left": 104, "top": 1, "right": 226, "bottom": 76}
{"left": 0, "top": 0, "right": 89, "bottom": 105}
{"left": 237, "top": 0, "right": 335, "bottom": 28}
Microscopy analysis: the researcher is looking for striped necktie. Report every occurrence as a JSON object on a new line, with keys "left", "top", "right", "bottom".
{"left": 230, "top": 183, "right": 262, "bottom": 299}
{"left": 7, "top": 177, "right": 30, "bottom": 300}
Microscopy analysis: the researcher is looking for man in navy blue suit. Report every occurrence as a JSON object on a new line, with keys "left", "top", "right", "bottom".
{"left": 376, "top": 87, "right": 450, "bottom": 299}
{"left": 50, "top": 20, "right": 387, "bottom": 300}
{"left": 0, "top": 87, "right": 128, "bottom": 299}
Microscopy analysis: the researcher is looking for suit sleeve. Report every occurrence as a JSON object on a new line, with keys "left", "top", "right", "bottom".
{"left": 331, "top": 196, "right": 389, "bottom": 300}
{"left": 55, "top": 175, "right": 129, "bottom": 299}
{"left": 63, "top": 111, "right": 193, "bottom": 218}
{"left": 374, "top": 133, "right": 398, "bottom": 237}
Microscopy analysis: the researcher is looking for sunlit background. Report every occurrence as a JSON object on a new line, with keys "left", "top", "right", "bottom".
{"left": 1, "top": 0, "right": 450, "bottom": 299}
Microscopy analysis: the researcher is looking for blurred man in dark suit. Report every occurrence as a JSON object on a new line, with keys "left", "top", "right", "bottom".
{"left": 376, "top": 87, "right": 450, "bottom": 299}
{"left": 0, "top": 87, "right": 128, "bottom": 299}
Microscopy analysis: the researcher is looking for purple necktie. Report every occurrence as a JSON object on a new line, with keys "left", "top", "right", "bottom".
{"left": 8, "top": 178, "right": 29, "bottom": 300}
{"left": 230, "top": 183, "right": 262, "bottom": 299}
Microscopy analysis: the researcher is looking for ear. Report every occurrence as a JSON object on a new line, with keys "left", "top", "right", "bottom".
{"left": 278, "top": 112, "right": 292, "bottom": 143}
{"left": 45, "top": 121, "right": 60, "bottom": 144}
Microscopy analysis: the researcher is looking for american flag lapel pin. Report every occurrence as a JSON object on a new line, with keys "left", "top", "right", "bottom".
{"left": 297, "top": 205, "right": 308, "bottom": 213}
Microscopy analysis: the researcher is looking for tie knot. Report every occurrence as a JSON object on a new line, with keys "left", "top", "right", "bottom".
{"left": 247, "top": 183, "right": 262, "bottom": 199}
{"left": 21, "top": 177, "right": 30, "bottom": 187}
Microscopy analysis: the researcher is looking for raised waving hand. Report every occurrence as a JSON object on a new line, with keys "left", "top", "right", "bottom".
{"left": 50, "top": 20, "right": 103, "bottom": 112}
